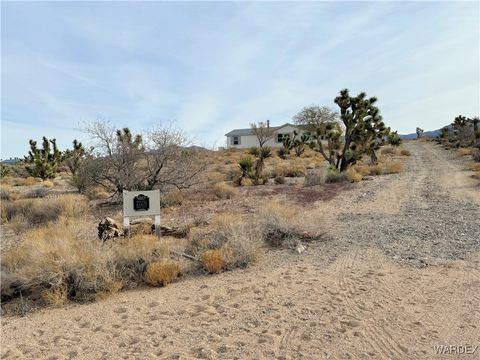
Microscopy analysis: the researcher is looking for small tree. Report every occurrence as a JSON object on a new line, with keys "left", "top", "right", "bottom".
{"left": 416, "top": 127, "right": 424, "bottom": 139}
{"left": 63, "top": 139, "right": 85, "bottom": 175}
{"left": 387, "top": 130, "right": 402, "bottom": 147}
{"left": 293, "top": 105, "right": 341, "bottom": 166}
{"left": 251, "top": 122, "right": 274, "bottom": 148}
{"left": 24, "top": 137, "right": 63, "bottom": 180}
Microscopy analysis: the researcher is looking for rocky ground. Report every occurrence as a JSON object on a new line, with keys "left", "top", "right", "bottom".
{"left": 1, "top": 141, "right": 479, "bottom": 359}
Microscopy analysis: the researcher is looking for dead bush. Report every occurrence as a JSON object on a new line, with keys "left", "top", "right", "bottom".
{"left": 213, "top": 182, "right": 237, "bottom": 199}
{"left": 368, "top": 164, "right": 383, "bottom": 176}
{"left": 187, "top": 214, "right": 260, "bottom": 270}
{"left": 162, "top": 189, "right": 184, "bottom": 207}
{"left": 467, "top": 162, "right": 480, "bottom": 172}
{"left": 257, "top": 202, "right": 313, "bottom": 248}
{"left": 304, "top": 168, "right": 325, "bottom": 186}
{"left": 13, "top": 177, "right": 38, "bottom": 187}
{"left": 144, "top": 261, "right": 180, "bottom": 286}
{"left": 0, "top": 186, "right": 20, "bottom": 201}
{"left": 200, "top": 249, "right": 224, "bottom": 273}
{"left": 207, "top": 171, "right": 225, "bottom": 184}
{"left": 472, "top": 149, "right": 480, "bottom": 162}
{"left": 274, "top": 176, "right": 286, "bottom": 184}
{"left": 24, "top": 187, "right": 50, "bottom": 199}
{"left": 455, "top": 148, "right": 472, "bottom": 157}
{"left": 42, "top": 180, "right": 54, "bottom": 188}
{"left": 381, "top": 147, "right": 396, "bottom": 155}
{"left": 1, "top": 195, "right": 89, "bottom": 228}
{"left": 384, "top": 162, "right": 403, "bottom": 174}
{"left": 400, "top": 149, "right": 411, "bottom": 156}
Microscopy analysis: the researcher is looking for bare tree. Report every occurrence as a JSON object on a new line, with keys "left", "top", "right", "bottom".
{"left": 81, "top": 120, "right": 206, "bottom": 195}
{"left": 250, "top": 122, "right": 274, "bottom": 147}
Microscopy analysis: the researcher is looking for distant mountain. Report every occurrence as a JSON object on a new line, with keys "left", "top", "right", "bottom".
{"left": 400, "top": 126, "right": 449, "bottom": 139}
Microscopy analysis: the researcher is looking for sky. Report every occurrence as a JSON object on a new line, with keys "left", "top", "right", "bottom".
{"left": 1, "top": 1, "right": 479, "bottom": 158}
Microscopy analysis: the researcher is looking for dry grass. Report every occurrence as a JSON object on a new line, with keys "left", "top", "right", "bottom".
{"left": 24, "top": 187, "right": 50, "bottom": 199}
{"left": 200, "top": 249, "right": 224, "bottom": 273}
{"left": 381, "top": 147, "right": 396, "bottom": 155}
{"left": 12, "top": 177, "right": 39, "bottom": 187}
{"left": 400, "top": 149, "right": 411, "bottom": 156}
{"left": 368, "top": 164, "right": 383, "bottom": 176}
{"left": 1, "top": 194, "right": 89, "bottom": 228}
{"left": 207, "top": 171, "right": 225, "bottom": 184}
{"left": 144, "top": 261, "right": 180, "bottom": 286}
{"left": 0, "top": 185, "right": 20, "bottom": 201}
{"left": 187, "top": 213, "right": 260, "bottom": 270}
{"left": 86, "top": 186, "right": 111, "bottom": 200}
{"left": 346, "top": 167, "right": 363, "bottom": 183}
{"left": 162, "top": 189, "right": 184, "bottom": 207}
{"left": 42, "top": 180, "right": 54, "bottom": 188}
{"left": 455, "top": 148, "right": 472, "bottom": 157}
{"left": 384, "top": 162, "right": 403, "bottom": 174}
{"left": 467, "top": 163, "right": 480, "bottom": 172}
{"left": 213, "top": 182, "right": 237, "bottom": 199}
{"left": 354, "top": 164, "right": 370, "bottom": 177}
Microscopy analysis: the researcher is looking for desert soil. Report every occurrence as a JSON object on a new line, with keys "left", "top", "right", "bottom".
{"left": 1, "top": 141, "right": 479, "bottom": 360}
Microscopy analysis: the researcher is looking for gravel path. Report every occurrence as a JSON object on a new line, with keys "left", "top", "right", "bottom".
{"left": 316, "top": 141, "right": 480, "bottom": 266}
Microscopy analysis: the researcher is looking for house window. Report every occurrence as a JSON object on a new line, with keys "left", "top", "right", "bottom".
{"left": 276, "top": 133, "right": 289, "bottom": 143}
{"left": 232, "top": 136, "right": 240, "bottom": 145}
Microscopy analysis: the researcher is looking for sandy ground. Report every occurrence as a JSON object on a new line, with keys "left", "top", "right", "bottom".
{"left": 1, "top": 141, "right": 479, "bottom": 359}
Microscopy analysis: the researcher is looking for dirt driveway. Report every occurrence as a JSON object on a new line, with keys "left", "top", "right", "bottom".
{"left": 1, "top": 141, "right": 479, "bottom": 360}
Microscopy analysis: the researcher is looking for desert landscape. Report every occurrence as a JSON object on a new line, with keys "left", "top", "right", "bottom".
{"left": 2, "top": 1, "right": 479, "bottom": 359}
{"left": 1, "top": 139, "right": 479, "bottom": 360}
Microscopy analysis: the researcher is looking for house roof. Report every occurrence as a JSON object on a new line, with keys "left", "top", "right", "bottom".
{"left": 225, "top": 123, "right": 301, "bottom": 137}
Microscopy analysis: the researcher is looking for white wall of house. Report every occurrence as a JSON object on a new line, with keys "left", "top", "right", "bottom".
{"left": 226, "top": 125, "right": 310, "bottom": 149}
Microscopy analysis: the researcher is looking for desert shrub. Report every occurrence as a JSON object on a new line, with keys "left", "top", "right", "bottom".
{"left": 283, "top": 166, "right": 305, "bottom": 177}
{"left": 384, "top": 162, "right": 403, "bottom": 174}
{"left": 325, "top": 166, "right": 347, "bottom": 183}
{"left": 42, "top": 180, "right": 54, "bottom": 188}
{"left": 13, "top": 177, "right": 38, "bottom": 187}
{"left": 0, "top": 186, "right": 20, "bottom": 201}
{"left": 86, "top": 186, "right": 111, "bottom": 200}
{"left": 467, "top": 162, "right": 480, "bottom": 171}
{"left": 277, "top": 148, "right": 288, "bottom": 159}
{"left": 0, "top": 165, "right": 11, "bottom": 178}
{"left": 256, "top": 202, "right": 315, "bottom": 248}
{"left": 346, "top": 168, "right": 362, "bottom": 183}
{"left": 381, "top": 147, "right": 396, "bottom": 155}
{"left": 24, "top": 187, "right": 50, "bottom": 199}
{"left": 207, "top": 171, "right": 225, "bottom": 184}
{"left": 1, "top": 194, "right": 89, "bottom": 226}
{"left": 455, "top": 148, "right": 472, "bottom": 157}
{"left": 161, "top": 189, "right": 184, "bottom": 207}
{"left": 472, "top": 149, "right": 480, "bottom": 162}
{"left": 248, "top": 147, "right": 259, "bottom": 156}
{"left": 186, "top": 214, "right": 260, "bottom": 270}
{"left": 304, "top": 168, "right": 325, "bottom": 186}
{"left": 368, "top": 164, "right": 383, "bottom": 176}
{"left": 400, "top": 149, "right": 411, "bottom": 156}
{"left": 213, "top": 182, "right": 237, "bottom": 199}
{"left": 274, "top": 176, "right": 286, "bottom": 184}
{"left": 144, "top": 261, "right": 180, "bottom": 286}
{"left": 200, "top": 249, "right": 224, "bottom": 273}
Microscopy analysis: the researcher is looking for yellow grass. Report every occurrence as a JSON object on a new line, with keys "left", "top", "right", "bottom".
{"left": 455, "top": 148, "right": 472, "bottom": 157}
{"left": 213, "top": 182, "right": 237, "bottom": 199}
{"left": 346, "top": 168, "right": 362, "bottom": 183}
{"left": 13, "top": 177, "right": 38, "bottom": 186}
{"left": 163, "top": 189, "right": 184, "bottom": 206}
{"left": 384, "top": 162, "right": 403, "bottom": 174}
{"left": 200, "top": 249, "right": 224, "bottom": 273}
{"left": 467, "top": 163, "right": 480, "bottom": 172}
{"left": 144, "top": 261, "right": 180, "bottom": 286}
{"left": 42, "top": 180, "right": 54, "bottom": 188}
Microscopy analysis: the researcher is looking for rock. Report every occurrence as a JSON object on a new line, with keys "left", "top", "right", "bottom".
{"left": 295, "top": 244, "right": 306, "bottom": 254}
{"left": 98, "top": 217, "right": 123, "bottom": 241}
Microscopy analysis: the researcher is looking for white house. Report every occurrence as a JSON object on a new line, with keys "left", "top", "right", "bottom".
{"left": 225, "top": 122, "right": 310, "bottom": 149}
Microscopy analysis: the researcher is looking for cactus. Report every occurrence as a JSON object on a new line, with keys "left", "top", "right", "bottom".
{"left": 24, "top": 137, "right": 63, "bottom": 180}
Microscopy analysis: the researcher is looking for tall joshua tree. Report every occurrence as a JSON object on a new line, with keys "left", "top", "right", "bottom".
{"left": 25, "top": 137, "right": 63, "bottom": 180}
{"left": 334, "top": 89, "right": 388, "bottom": 171}
{"left": 416, "top": 127, "right": 424, "bottom": 139}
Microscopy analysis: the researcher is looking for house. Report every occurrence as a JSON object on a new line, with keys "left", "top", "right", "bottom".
{"left": 224, "top": 121, "right": 310, "bottom": 149}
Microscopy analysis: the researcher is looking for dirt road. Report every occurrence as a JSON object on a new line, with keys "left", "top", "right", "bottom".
{"left": 2, "top": 141, "right": 479, "bottom": 359}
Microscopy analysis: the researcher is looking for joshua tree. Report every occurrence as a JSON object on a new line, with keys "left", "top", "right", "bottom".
{"left": 291, "top": 130, "right": 311, "bottom": 157}
{"left": 25, "top": 137, "right": 63, "bottom": 179}
{"left": 334, "top": 89, "right": 388, "bottom": 170}
{"left": 63, "top": 139, "right": 85, "bottom": 175}
{"left": 416, "top": 127, "right": 424, "bottom": 139}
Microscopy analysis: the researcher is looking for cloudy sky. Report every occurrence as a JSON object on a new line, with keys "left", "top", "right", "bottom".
{"left": 1, "top": 1, "right": 479, "bottom": 158}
